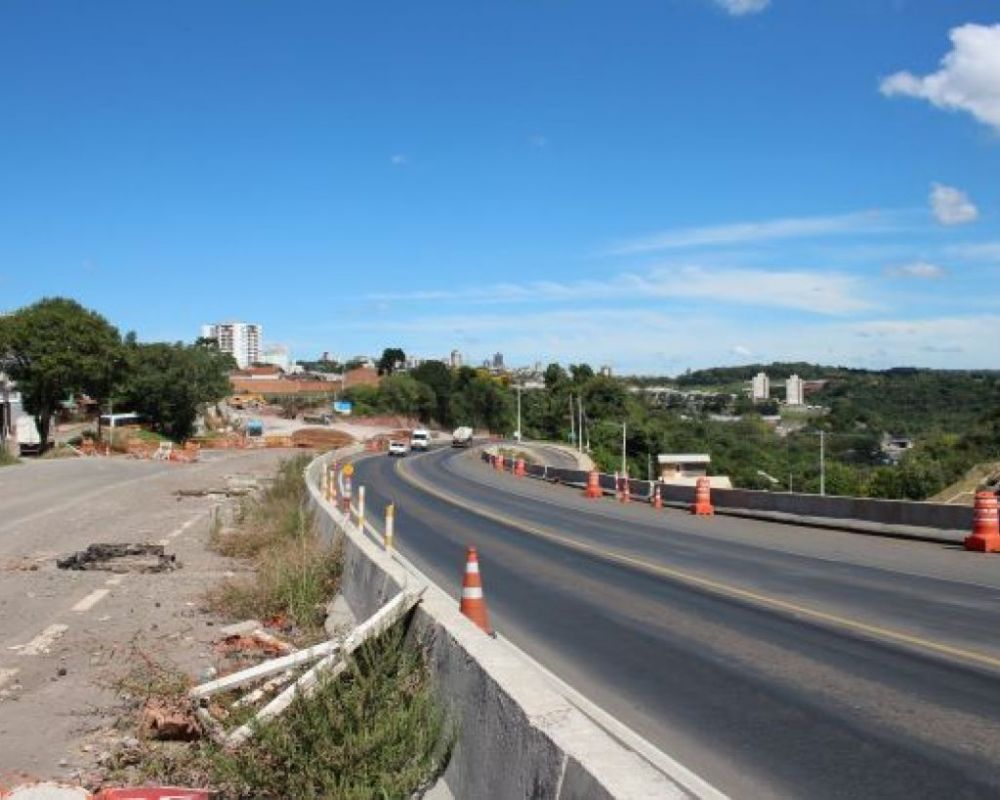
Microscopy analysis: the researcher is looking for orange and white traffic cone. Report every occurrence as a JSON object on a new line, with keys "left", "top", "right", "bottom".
{"left": 965, "top": 491, "right": 1000, "bottom": 552}
{"left": 514, "top": 458, "right": 526, "bottom": 477}
{"left": 652, "top": 483, "right": 663, "bottom": 510}
{"left": 620, "top": 475, "right": 631, "bottom": 504}
{"left": 583, "top": 470, "right": 602, "bottom": 499}
{"left": 692, "top": 476, "right": 714, "bottom": 515}
{"left": 495, "top": 454, "right": 504, "bottom": 472}
{"left": 459, "top": 546, "right": 492, "bottom": 634}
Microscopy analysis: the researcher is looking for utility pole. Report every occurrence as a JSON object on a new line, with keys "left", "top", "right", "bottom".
{"left": 621, "top": 422, "right": 627, "bottom": 477}
{"left": 569, "top": 395, "right": 576, "bottom": 447}
{"left": 515, "top": 383, "right": 522, "bottom": 443}
{"left": 819, "top": 429, "right": 826, "bottom": 496}
{"left": 577, "top": 396, "right": 583, "bottom": 453}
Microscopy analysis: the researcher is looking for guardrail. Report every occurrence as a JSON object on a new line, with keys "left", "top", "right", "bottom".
{"left": 483, "top": 451, "right": 972, "bottom": 541}
{"left": 306, "top": 449, "right": 708, "bottom": 800}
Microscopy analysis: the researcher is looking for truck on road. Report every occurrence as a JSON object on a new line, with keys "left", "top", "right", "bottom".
{"left": 15, "top": 416, "right": 44, "bottom": 455}
{"left": 410, "top": 428, "right": 431, "bottom": 451}
{"left": 451, "top": 426, "right": 473, "bottom": 447}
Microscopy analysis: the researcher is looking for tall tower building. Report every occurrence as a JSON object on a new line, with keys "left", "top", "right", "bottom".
{"left": 751, "top": 371, "right": 770, "bottom": 402}
{"left": 450, "top": 349, "right": 463, "bottom": 369}
{"left": 200, "top": 322, "right": 262, "bottom": 369}
{"left": 785, "top": 374, "right": 804, "bottom": 406}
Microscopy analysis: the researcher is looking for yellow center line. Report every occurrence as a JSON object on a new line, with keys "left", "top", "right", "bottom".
{"left": 396, "top": 456, "right": 1000, "bottom": 673}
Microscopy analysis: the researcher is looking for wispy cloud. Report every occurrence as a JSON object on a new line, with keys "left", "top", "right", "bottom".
{"left": 390, "top": 153, "right": 408, "bottom": 166}
{"left": 713, "top": 0, "right": 770, "bottom": 16}
{"left": 368, "top": 265, "right": 873, "bottom": 315}
{"left": 929, "top": 183, "right": 978, "bottom": 226}
{"left": 884, "top": 260, "right": 946, "bottom": 279}
{"left": 880, "top": 23, "right": 1000, "bottom": 133}
{"left": 606, "top": 210, "right": 894, "bottom": 256}
{"left": 946, "top": 242, "right": 1000, "bottom": 262}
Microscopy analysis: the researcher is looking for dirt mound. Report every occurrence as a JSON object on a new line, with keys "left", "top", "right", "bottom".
{"left": 290, "top": 428, "right": 355, "bottom": 450}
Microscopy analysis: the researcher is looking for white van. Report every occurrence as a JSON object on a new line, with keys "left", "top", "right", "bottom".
{"left": 410, "top": 429, "right": 431, "bottom": 451}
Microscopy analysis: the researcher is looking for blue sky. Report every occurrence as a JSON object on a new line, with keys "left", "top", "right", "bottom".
{"left": 1, "top": 0, "right": 999, "bottom": 374}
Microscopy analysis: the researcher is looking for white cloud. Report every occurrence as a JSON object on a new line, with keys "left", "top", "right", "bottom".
{"left": 607, "top": 210, "right": 891, "bottom": 255}
{"left": 390, "top": 154, "right": 408, "bottom": 166}
{"left": 369, "top": 264, "right": 872, "bottom": 315}
{"left": 880, "top": 23, "right": 1000, "bottom": 132}
{"left": 946, "top": 241, "right": 1000, "bottom": 261}
{"left": 929, "top": 183, "right": 979, "bottom": 226}
{"left": 884, "top": 260, "right": 946, "bottom": 279}
{"left": 714, "top": 0, "right": 770, "bottom": 15}
{"left": 730, "top": 345, "right": 753, "bottom": 356}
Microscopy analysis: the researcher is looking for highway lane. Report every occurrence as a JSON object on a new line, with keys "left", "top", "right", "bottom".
{"left": 354, "top": 446, "right": 1000, "bottom": 799}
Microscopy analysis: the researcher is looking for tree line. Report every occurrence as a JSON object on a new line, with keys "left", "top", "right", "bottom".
{"left": 0, "top": 298, "right": 233, "bottom": 450}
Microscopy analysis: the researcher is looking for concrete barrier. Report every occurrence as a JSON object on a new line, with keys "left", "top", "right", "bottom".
{"left": 306, "top": 451, "right": 708, "bottom": 800}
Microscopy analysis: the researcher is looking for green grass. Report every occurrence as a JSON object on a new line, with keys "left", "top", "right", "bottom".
{"left": 207, "top": 455, "right": 342, "bottom": 638}
{"left": 110, "top": 625, "right": 450, "bottom": 800}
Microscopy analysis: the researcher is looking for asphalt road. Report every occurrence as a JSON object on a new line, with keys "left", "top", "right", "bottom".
{"left": 355, "top": 446, "right": 1000, "bottom": 800}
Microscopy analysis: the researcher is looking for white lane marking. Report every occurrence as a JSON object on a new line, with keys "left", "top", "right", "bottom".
{"left": 167, "top": 517, "right": 198, "bottom": 540}
{"left": 105, "top": 575, "right": 124, "bottom": 586}
{"left": 0, "top": 667, "right": 19, "bottom": 689}
{"left": 16, "top": 624, "right": 69, "bottom": 656}
{"left": 72, "top": 588, "right": 110, "bottom": 613}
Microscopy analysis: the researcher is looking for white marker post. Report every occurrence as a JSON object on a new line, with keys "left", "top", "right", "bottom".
{"left": 358, "top": 485, "right": 366, "bottom": 531}
{"left": 385, "top": 503, "right": 395, "bottom": 552}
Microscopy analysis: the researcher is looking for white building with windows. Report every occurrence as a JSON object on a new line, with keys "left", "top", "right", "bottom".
{"left": 785, "top": 374, "right": 804, "bottom": 406}
{"left": 200, "top": 322, "right": 262, "bottom": 369}
{"left": 751, "top": 371, "right": 770, "bottom": 401}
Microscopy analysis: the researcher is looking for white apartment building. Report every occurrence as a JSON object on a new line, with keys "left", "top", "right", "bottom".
{"left": 751, "top": 371, "right": 770, "bottom": 401}
{"left": 450, "top": 349, "right": 463, "bottom": 369}
{"left": 785, "top": 374, "right": 805, "bottom": 406}
{"left": 200, "top": 322, "right": 262, "bottom": 369}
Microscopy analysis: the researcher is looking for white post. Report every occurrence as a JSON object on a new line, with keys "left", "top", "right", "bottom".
{"left": 578, "top": 396, "right": 583, "bottom": 453}
{"left": 385, "top": 503, "right": 395, "bottom": 552}
{"left": 358, "top": 485, "right": 366, "bottom": 530}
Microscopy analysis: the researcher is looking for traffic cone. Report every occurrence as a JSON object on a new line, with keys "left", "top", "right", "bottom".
{"left": 620, "top": 475, "right": 631, "bottom": 504}
{"left": 652, "top": 483, "right": 663, "bottom": 510}
{"left": 583, "top": 470, "right": 602, "bottom": 499}
{"left": 495, "top": 454, "right": 504, "bottom": 472}
{"left": 965, "top": 491, "right": 1000, "bottom": 552}
{"left": 514, "top": 458, "right": 526, "bottom": 477}
{"left": 459, "top": 547, "right": 492, "bottom": 634}
{"left": 692, "top": 476, "right": 714, "bottom": 516}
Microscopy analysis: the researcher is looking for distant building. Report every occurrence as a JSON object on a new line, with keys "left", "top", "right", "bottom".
{"left": 599, "top": 365, "right": 613, "bottom": 377}
{"left": 450, "top": 349, "right": 463, "bottom": 369}
{"left": 261, "top": 344, "right": 291, "bottom": 372}
{"left": 785, "top": 374, "right": 804, "bottom": 406}
{"left": 492, "top": 352, "right": 505, "bottom": 371}
{"left": 750, "top": 371, "right": 770, "bottom": 401}
{"left": 201, "top": 322, "right": 262, "bottom": 369}
{"left": 657, "top": 454, "right": 733, "bottom": 489}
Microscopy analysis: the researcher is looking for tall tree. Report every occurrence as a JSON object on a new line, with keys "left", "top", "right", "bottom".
{"left": 118, "top": 340, "right": 233, "bottom": 440}
{"left": 411, "top": 360, "right": 453, "bottom": 425}
{"left": 0, "top": 298, "right": 123, "bottom": 451}
{"left": 377, "top": 347, "right": 406, "bottom": 376}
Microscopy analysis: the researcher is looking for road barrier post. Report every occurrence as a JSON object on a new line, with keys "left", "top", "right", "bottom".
{"left": 515, "top": 458, "right": 526, "bottom": 478}
{"left": 460, "top": 546, "right": 493, "bottom": 635}
{"left": 652, "top": 483, "right": 663, "bottom": 511}
{"left": 692, "top": 476, "right": 714, "bottom": 516}
{"left": 358, "top": 485, "right": 366, "bottom": 530}
{"left": 965, "top": 491, "right": 1000, "bottom": 552}
{"left": 385, "top": 503, "right": 395, "bottom": 552}
{"left": 341, "top": 473, "right": 352, "bottom": 513}
{"left": 620, "top": 475, "right": 631, "bottom": 504}
{"left": 614, "top": 471, "right": 621, "bottom": 501}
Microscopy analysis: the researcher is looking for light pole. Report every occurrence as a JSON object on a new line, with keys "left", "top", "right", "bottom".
{"left": 819, "top": 429, "right": 826, "bottom": 496}
{"left": 515, "top": 383, "right": 522, "bottom": 443}
{"left": 621, "top": 422, "right": 627, "bottom": 477}
{"left": 569, "top": 395, "right": 576, "bottom": 448}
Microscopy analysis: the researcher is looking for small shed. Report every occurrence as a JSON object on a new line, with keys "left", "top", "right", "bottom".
{"left": 657, "top": 453, "right": 732, "bottom": 488}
